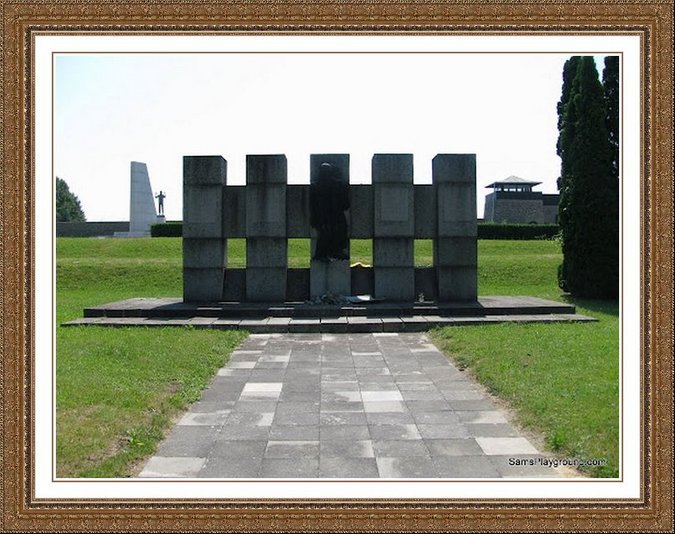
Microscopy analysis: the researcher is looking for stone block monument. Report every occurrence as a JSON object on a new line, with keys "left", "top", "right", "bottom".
{"left": 182, "top": 152, "right": 477, "bottom": 303}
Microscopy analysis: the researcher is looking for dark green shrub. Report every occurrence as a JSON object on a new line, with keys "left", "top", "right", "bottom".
{"left": 151, "top": 222, "right": 182, "bottom": 237}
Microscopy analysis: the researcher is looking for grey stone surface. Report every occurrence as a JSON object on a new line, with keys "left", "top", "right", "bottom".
{"left": 373, "top": 154, "right": 414, "bottom": 237}
{"left": 372, "top": 154, "right": 415, "bottom": 301}
{"left": 413, "top": 185, "right": 437, "bottom": 238}
{"left": 374, "top": 267, "right": 416, "bottom": 301}
{"left": 349, "top": 186, "right": 373, "bottom": 238}
{"left": 127, "top": 161, "right": 158, "bottom": 236}
{"left": 222, "top": 185, "right": 246, "bottom": 237}
{"left": 261, "top": 458, "right": 319, "bottom": 478}
{"left": 183, "top": 239, "right": 226, "bottom": 269}
{"left": 183, "top": 187, "right": 226, "bottom": 239}
{"left": 433, "top": 237, "right": 477, "bottom": 267}
{"left": 436, "top": 265, "right": 478, "bottom": 303}
{"left": 484, "top": 191, "right": 545, "bottom": 224}
{"left": 286, "top": 185, "right": 311, "bottom": 237}
{"left": 310, "top": 259, "right": 351, "bottom": 298}
{"left": 246, "top": 155, "right": 287, "bottom": 237}
{"left": 183, "top": 268, "right": 225, "bottom": 302}
{"left": 184, "top": 155, "right": 228, "bottom": 186}
{"left": 247, "top": 238, "right": 287, "bottom": 267}
{"left": 246, "top": 267, "right": 287, "bottom": 302}
{"left": 183, "top": 156, "right": 227, "bottom": 302}
{"left": 139, "top": 456, "right": 205, "bottom": 478}
{"left": 319, "top": 457, "right": 379, "bottom": 478}
{"left": 432, "top": 154, "right": 477, "bottom": 303}
{"left": 245, "top": 155, "right": 288, "bottom": 301}
{"left": 139, "top": 333, "right": 565, "bottom": 480}
{"left": 373, "top": 238, "right": 414, "bottom": 266}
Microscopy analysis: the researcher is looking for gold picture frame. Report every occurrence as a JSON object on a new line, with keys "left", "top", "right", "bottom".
{"left": 1, "top": 1, "right": 673, "bottom": 531}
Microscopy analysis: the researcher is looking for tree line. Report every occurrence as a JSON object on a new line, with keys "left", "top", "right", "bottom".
{"left": 56, "top": 177, "right": 86, "bottom": 222}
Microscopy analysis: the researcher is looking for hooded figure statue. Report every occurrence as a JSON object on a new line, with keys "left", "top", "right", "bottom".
{"left": 310, "top": 162, "right": 349, "bottom": 262}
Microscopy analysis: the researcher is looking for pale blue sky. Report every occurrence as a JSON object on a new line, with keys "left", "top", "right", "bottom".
{"left": 54, "top": 53, "right": 606, "bottom": 221}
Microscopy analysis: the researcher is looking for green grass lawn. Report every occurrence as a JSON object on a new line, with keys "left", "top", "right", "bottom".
{"left": 57, "top": 237, "right": 619, "bottom": 478}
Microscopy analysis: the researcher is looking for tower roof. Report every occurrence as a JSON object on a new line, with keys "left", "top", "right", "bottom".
{"left": 485, "top": 175, "right": 542, "bottom": 188}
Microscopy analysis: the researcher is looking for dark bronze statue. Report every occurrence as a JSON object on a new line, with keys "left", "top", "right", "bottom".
{"left": 155, "top": 191, "right": 166, "bottom": 215}
{"left": 310, "top": 162, "right": 349, "bottom": 262}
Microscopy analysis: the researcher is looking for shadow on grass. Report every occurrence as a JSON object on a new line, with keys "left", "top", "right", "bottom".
{"left": 561, "top": 294, "right": 619, "bottom": 317}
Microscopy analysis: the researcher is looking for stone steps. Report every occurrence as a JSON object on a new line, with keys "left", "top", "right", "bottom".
{"left": 83, "top": 296, "right": 577, "bottom": 320}
{"left": 64, "top": 312, "right": 595, "bottom": 333}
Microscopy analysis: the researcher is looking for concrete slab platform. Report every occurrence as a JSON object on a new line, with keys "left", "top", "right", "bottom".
{"left": 81, "top": 296, "right": 580, "bottom": 320}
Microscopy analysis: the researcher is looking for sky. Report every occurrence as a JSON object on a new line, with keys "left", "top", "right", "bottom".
{"left": 54, "top": 53, "right": 606, "bottom": 221}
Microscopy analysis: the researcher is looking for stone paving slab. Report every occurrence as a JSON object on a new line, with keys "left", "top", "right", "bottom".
{"left": 138, "top": 333, "right": 569, "bottom": 479}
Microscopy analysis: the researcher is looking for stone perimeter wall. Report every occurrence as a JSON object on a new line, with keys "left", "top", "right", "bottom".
{"left": 183, "top": 154, "right": 477, "bottom": 303}
{"left": 483, "top": 191, "right": 560, "bottom": 225}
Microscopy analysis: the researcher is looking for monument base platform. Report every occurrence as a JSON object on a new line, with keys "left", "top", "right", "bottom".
{"left": 63, "top": 296, "right": 596, "bottom": 332}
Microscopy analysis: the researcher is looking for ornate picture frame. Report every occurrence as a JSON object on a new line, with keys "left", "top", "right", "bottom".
{"left": 1, "top": 1, "right": 673, "bottom": 531}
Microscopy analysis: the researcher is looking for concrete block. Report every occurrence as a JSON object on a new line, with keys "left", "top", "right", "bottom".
{"left": 310, "top": 259, "right": 350, "bottom": 298}
{"left": 183, "top": 267, "right": 224, "bottom": 302}
{"left": 223, "top": 268, "right": 246, "bottom": 301}
{"left": 432, "top": 154, "right": 476, "bottom": 184}
{"left": 246, "top": 237, "right": 287, "bottom": 268}
{"left": 433, "top": 238, "right": 477, "bottom": 267}
{"left": 183, "top": 156, "right": 227, "bottom": 186}
{"left": 286, "top": 185, "right": 310, "bottom": 237}
{"left": 183, "top": 238, "right": 226, "bottom": 269}
{"left": 436, "top": 266, "right": 477, "bottom": 302}
{"left": 373, "top": 154, "right": 414, "bottom": 238}
{"left": 373, "top": 238, "right": 413, "bottom": 267}
{"left": 433, "top": 154, "right": 477, "bottom": 239}
{"left": 414, "top": 185, "right": 437, "bottom": 238}
{"left": 183, "top": 185, "right": 224, "bottom": 238}
{"left": 286, "top": 268, "right": 310, "bottom": 302}
{"left": 350, "top": 186, "right": 373, "bottom": 238}
{"left": 223, "top": 186, "right": 246, "bottom": 238}
{"left": 246, "top": 155, "right": 287, "bottom": 238}
{"left": 414, "top": 267, "right": 437, "bottom": 301}
{"left": 374, "top": 267, "right": 415, "bottom": 301}
{"left": 351, "top": 265, "right": 374, "bottom": 295}
{"left": 246, "top": 267, "right": 287, "bottom": 302}
{"left": 246, "top": 154, "right": 287, "bottom": 184}
{"left": 372, "top": 153, "right": 414, "bottom": 184}
{"left": 246, "top": 186, "right": 287, "bottom": 237}
{"left": 437, "top": 183, "right": 477, "bottom": 237}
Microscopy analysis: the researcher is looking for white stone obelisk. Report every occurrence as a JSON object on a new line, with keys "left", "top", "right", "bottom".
{"left": 115, "top": 161, "right": 164, "bottom": 237}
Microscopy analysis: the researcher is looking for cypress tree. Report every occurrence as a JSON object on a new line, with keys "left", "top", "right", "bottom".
{"left": 557, "top": 56, "right": 618, "bottom": 298}
{"left": 603, "top": 56, "right": 620, "bottom": 181}
{"left": 56, "top": 177, "right": 86, "bottom": 222}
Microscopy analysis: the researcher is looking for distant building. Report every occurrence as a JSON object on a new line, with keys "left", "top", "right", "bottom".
{"left": 483, "top": 176, "right": 559, "bottom": 224}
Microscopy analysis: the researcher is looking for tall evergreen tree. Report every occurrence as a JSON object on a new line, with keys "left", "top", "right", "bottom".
{"left": 603, "top": 56, "right": 620, "bottom": 181}
{"left": 557, "top": 56, "right": 618, "bottom": 298}
{"left": 556, "top": 57, "right": 581, "bottom": 159}
{"left": 56, "top": 177, "right": 86, "bottom": 222}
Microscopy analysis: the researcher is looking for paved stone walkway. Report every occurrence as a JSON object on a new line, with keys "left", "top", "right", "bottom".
{"left": 139, "top": 333, "right": 562, "bottom": 479}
